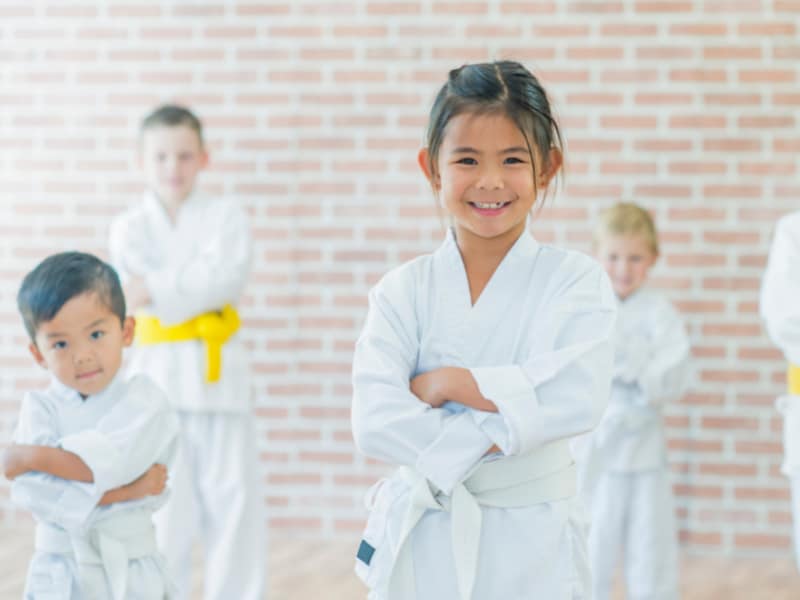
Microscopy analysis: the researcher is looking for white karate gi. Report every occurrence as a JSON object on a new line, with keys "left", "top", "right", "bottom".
{"left": 11, "top": 374, "right": 178, "bottom": 600}
{"left": 578, "top": 288, "right": 690, "bottom": 600}
{"left": 352, "top": 229, "right": 616, "bottom": 600}
{"left": 109, "top": 192, "right": 265, "bottom": 600}
{"left": 760, "top": 210, "right": 800, "bottom": 571}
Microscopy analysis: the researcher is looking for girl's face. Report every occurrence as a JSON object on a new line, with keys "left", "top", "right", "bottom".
{"left": 419, "top": 111, "right": 561, "bottom": 246}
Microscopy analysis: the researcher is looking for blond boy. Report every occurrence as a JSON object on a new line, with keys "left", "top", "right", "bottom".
{"left": 583, "top": 203, "right": 690, "bottom": 600}
{"left": 109, "top": 105, "right": 265, "bottom": 600}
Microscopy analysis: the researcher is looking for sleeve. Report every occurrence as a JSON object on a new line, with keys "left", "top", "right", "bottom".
{"left": 108, "top": 210, "right": 154, "bottom": 287}
{"left": 57, "top": 377, "right": 180, "bottom": 495}
{"left": 467, "top": 259, "right": 617, "bottom": 457}
{"left": 633, "top": 302, "right": 691, "bottom": 407}
{"left": 10, "top": 394, "right": 102, "bottom": 531}
{"left": 351, "top": 274, "right": 496, "bottom": 495}
{"left": 145, "top": 202, "right": 252, "bottom": 324}
{"left": 761, "top": 217, "right": 800, "bottom": 364}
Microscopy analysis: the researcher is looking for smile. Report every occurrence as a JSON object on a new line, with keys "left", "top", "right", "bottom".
{"left": 470, "top": 201, "right": 510, "bottom": 209}
{"left": 468, "top": 201, "right": 512, "bottom": 215}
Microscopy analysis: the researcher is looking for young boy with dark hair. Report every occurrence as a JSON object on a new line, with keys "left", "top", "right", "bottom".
{"left": 110, "top": 104, "right": 265, "bottom": 600}
{"left": 3, "top": 251, "right": 178, "bottom": 599}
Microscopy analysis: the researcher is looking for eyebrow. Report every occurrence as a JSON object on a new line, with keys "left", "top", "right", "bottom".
{"left": 84, "top": 318, "right": 108, "bottom": 330}
{"left": 451, "top": 146, "right": 530, "bottom": 155}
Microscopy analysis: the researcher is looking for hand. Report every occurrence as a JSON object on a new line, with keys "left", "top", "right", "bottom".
{"left": 410, "top": 370, "right": 447, "bottom": 408}
{"left": 132, "top": 463, "right": 168, "bottom": 497}
{"left": 124, "top": 276, "right": 151, "bottom": 312}
{"left": 2, "top": 444, "right": 30, "bottom": 480}
{"left": 484, "top": 444, "right": 501, "bottom": 456}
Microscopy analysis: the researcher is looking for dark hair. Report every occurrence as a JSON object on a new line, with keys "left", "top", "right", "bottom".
{"left": 17, "top": 252, "right": 126, "bottom": 340}
{"left": 140, "top": 104, "right": 204, "bottom": 145}
{"left": 424, "top": 60, "right": 563, "bottom": 201}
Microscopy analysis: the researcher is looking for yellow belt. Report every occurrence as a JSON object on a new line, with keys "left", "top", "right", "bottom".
{"left": 136, "top": 305, "right": 240, "bottom": 383}
{"left": 789, "top": 364, "right": 800, "bottom": 396}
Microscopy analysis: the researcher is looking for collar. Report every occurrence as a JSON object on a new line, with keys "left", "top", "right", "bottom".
{"left": 47, "top": 371, "right": 126, "bottom": 405}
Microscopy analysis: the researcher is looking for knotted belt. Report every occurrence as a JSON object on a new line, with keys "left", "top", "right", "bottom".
{"left": 136, "top": 305, "right": 240, "bottom": 383}
{"left": 386, "top": 440, "right": 576, "bottom": 600}
{"left": 35, "top": 509, "right": 171, "bottom": 599}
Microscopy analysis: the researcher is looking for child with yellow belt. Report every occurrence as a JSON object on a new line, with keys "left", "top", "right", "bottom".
{"left": 109, "top": 105, "right": 265, "bottom": 600}
{"left": 761, "top": 211, "right": 800, "bottom": 572}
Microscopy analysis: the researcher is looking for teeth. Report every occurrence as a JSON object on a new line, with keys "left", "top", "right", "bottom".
{"left": 474, "top": 202, "right": 505, "bottom": 209}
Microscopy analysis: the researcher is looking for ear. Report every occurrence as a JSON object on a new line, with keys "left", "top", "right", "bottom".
{"left": 417, "top": 148, "right": 440, "bottom": 190}
{"left": 538, "top": 147, "right": 563, "bottom": 188}
{"left": 199, "top": 148, "right": 210, "bottom": 170}
{"left": 28, "top": 342, "right": 47, "bottom": 370}
{"left": 122, "top": 316, "right": 136, "bottom": 347}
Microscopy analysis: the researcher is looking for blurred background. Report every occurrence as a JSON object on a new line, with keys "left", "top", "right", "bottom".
{"left": 0, "top": 0, "right": 799, "bottom": 596}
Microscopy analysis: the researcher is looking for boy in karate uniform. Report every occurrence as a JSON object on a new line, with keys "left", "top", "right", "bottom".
{"left": 761, "top": 210, "right": 800, "bottom": 571}
{"left": 109, "top": 104, "right": 265, "bottom": 600}
{"left": 3, "top": 251, "right": 178, "bottom": 599}
{"left": 582, "top": 203, "right": 690, "bottom": 600}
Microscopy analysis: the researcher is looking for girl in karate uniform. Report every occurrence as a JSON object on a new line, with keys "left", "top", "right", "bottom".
{"left": 351, "top": 60, "right": 617, "bottom": 600}
{"left": 761, "top": 211, "right": 800, "bottom": 571}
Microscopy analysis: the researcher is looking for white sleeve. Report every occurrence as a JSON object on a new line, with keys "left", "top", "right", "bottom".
{"left": 108, "top": 211, "right": 152, "bottom": 287}
{"left": 351, "top": 278, "right": 496, "bottom": 495}
{"left": 635, "top": 303, "right": 691, "bottom": 407}
{"left": 57, "top": 377, "right": 180, "bottom": 494}
{"left": 10, "top": 394, "right": 101, "bottom": 531}
{"left": 761, "top": 218, "right": 800, "bottom": 364}
{"left": 145, "top": 203, "right": 252, "bottom": 324}
{"left": 468, "top": 262, "right": 617, "bottom": 457}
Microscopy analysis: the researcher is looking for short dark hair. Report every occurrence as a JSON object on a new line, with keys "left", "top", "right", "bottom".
{"left": 424, "top": 60, "right": 563, "bottom": 201}
{"left": 140, "top": 104, "right": 204, "bottom": 145}
{"left": 17, "top": 252, "right": 126, "bottom": 340}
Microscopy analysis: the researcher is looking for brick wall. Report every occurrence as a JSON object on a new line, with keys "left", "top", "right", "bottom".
{"left": 0, "top": 1, "right": 798, "bottom": 555}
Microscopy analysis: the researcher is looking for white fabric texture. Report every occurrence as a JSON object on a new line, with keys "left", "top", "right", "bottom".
{"left": 12, "top": 374, "right": 178, "bottom": 600}
{"left": 582, "top": 288, "right": 691, "bottom": 475}
{"left": 153, "top": 411, "right": 265, "bottom": 600}
{"left": 109, "top": 192, "right": 253, "bottom": 414}
{"left": 575, "top": 288, "right": 689, "bottom": 600}
{"left": 588, "top": 471, "right": 679, "bottom": 600}
{"left": 352, "top": 228, "right": 616, "bottom": 599}
{"left": 110, "top": 192, "right": 266, "bottom": 599}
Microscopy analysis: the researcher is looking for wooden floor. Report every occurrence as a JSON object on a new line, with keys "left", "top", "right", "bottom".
{"left": 1, "top": 523, "right": 800, "bottom": 599}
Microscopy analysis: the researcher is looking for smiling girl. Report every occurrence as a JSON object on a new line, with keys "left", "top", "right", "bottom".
{"left": 351, "top": 61, "right": 617, "bottom": 599}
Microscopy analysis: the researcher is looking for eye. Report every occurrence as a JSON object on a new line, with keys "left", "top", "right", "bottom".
{"left": 90, "top": 330, "right": 105, "bottom": 340}
{"left": 504, "top": 156, "right": 526, "bottom": 164}
{"left": 455, "top": 157, "right": 477, "bottom": 165}
{"left": 179, "top": 152, "right": 192, "bottom": 162}
{"left": 52, "top": 341, "right": 67, "bottom": 350}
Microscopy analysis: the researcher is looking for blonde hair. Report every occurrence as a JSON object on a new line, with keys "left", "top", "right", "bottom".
{"left": 594, "top": 202, "right": 659, "bottom": 256}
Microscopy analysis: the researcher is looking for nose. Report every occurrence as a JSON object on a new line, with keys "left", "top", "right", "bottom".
{"left": 72, "top": 343, "right": 92, "bottom": 366}
{"left": 475, "top": 163, "right": 504, "bottom": 191}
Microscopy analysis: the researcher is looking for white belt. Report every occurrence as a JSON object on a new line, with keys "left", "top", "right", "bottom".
{"left": 388, "top": 439, "right": 576, "bottom": 600}
{"left": 35, "top": 509, "right": 167, "bottom": 600}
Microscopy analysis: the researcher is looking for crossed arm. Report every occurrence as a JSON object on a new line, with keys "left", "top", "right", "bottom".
{"left": 410, "top": 367, "right": 502, "bottom": 455}
{"left": 3, "top": 444, "right": 166, "bottom": 506}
